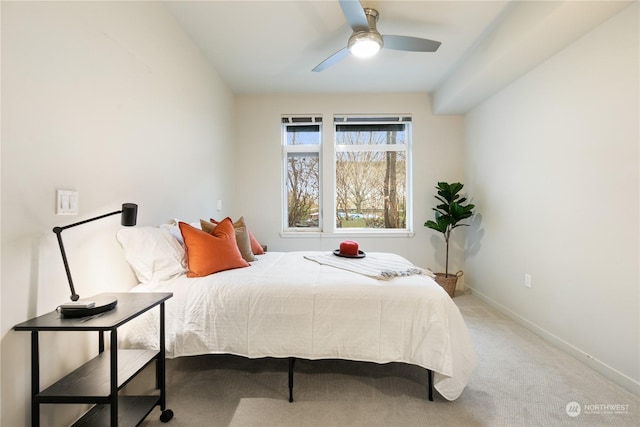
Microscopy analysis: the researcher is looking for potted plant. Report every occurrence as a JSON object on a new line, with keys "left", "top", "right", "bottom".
{"left": 424, "top": 182, "right": 475, "bottom": 297}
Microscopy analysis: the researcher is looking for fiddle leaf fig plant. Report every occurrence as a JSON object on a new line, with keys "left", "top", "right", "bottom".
{"left": 424, "top": 182, "right": 475, "bottom": 276}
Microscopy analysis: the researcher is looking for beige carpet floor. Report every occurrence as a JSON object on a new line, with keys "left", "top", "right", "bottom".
{"left": 135, "top": 294, "right": 639, "bottom": 426}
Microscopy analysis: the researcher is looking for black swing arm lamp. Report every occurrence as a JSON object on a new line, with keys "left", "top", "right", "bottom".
{"left": 53, "top": 203, "right": 138, "bottom": 302}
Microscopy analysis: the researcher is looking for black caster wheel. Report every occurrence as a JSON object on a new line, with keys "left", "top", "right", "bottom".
{"left": 160, "top": 409, "right": 174, "bottom": 423}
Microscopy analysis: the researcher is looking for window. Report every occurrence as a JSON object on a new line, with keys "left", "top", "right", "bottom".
{"left": 282, "top": 116, "right": 322, "bottom": 230}
{"left": 282, "top": 115, "right": 412, "bottom": 233}
{"left": 335, "top": 116, "right": 411, "bottom": 231}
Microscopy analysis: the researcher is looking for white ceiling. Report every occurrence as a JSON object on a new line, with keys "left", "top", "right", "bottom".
{"left": 164, "top": 0, "right": 632, "bottom": 114}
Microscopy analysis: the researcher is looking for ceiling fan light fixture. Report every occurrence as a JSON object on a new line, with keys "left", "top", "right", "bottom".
{"left": 348, "top": 32, "right": 383, "bottom": 58}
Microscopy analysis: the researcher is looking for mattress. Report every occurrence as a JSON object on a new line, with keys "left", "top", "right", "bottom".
{"left": 119, "top": 251, "right": 477, "bottom": 400}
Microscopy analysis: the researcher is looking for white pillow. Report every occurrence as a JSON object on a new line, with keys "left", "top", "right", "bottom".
{"left": 163, "top": 219, "right": 201, "bottom": 245}
{"left": 116, "top": 226, "right": 186, "bottom": 282}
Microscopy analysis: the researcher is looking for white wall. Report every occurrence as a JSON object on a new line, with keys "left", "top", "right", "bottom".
{"left": 0, "top": 2, "right": 235, "bottom": 425}
{"left": 233, "top": 93, "right": 465, "bottom": 270}
{"left": 463, "top": 3, "right": 639, "bottom": 394}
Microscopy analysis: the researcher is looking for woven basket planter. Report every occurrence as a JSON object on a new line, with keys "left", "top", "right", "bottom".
{"left": 434, "top": 271, "right": 463, "bottom": 298}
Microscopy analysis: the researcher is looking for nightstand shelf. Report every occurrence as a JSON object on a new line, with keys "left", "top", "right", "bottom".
{"left": 14, "top": 292, "right": 173, "bottom": 427}
{"left": 71, "top": 396, "right": 160, "bottom": 427}
{"left": 38, "top": 350, "right": 158, "bottom": 402}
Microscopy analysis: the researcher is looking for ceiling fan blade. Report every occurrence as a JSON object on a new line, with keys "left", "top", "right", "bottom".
{"left": 339, "top": 0, "right": 369, "bottom": 32}
{"left": 312, "top": 47, "right": 350, "bottom": 72}
{"left": 382, "top": 35, "right": 441, "bottom": 52}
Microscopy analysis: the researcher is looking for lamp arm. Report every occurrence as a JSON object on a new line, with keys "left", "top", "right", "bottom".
{"left": 53, "top": 228, "right": 79, "bottom": 301}
{"left": 55, "top": 210, "right": 122, "bottom": 231}
{"left": 52, "top": 210, "right": 121, "bottom": 301}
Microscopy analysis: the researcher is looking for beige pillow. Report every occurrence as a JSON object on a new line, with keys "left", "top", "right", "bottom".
{"left": 200, "top": 219, "right": 257, "bottom": 262}
{"left": 209, "top": 216, "right": 264, "bottom": 254}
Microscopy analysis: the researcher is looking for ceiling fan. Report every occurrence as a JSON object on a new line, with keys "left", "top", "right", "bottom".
{"left": 312, "top": 0, "right": 442, "bottom": 72}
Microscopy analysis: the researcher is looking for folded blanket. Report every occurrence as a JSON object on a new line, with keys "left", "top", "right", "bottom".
{"left": 304, "top": 252, "right": 434, "bottom": 280}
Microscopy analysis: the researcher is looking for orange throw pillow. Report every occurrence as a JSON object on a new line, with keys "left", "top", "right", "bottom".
{"left": 179, "top": 219, "right": 249, "bottom": 277}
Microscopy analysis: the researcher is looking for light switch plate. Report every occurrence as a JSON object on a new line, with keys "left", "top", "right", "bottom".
{"left": 56, "top": 190, "right": 78, "bottom": 215}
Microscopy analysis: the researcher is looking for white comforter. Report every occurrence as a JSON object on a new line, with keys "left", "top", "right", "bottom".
{"left": 121, "top": 251, "right": 477, "bottom": 400}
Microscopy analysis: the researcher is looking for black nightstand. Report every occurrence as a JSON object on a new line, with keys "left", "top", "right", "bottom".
{"left": 14, "top": 292, "right": 173, "bottom": 426}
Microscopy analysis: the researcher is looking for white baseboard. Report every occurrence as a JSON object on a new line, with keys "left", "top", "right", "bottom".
{"left": 467, "top": 286, "right": 640, "bottom": 397}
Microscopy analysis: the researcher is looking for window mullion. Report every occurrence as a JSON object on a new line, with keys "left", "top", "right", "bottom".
{"left": 285, "top": 144, "right": 321, "bottom": 153}
{"left": 335, "top": 145, "right": 407, "bottom": 153}
{"left": 322, "top": 118, "right": 335, "bottom": 233}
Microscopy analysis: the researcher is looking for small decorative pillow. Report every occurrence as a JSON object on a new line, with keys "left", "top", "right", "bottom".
{"left": 179, "top": 219, "right": 249, "bottom": 277}
{"left": 116, "top": 226, "right": 187, "bottom": 282}
{"left": 200, "top": 219, "right": 256, "bottom": 262}
{"left": 248, "top": 232, "right": 265, "bottom": 255}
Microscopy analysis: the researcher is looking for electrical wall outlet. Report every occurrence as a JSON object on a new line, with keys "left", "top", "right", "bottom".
{"left": 56, "top": 189, "right": 78, "bottom": 215}
{"left": 524, "top": 273, "right": 532, "bottom": 288}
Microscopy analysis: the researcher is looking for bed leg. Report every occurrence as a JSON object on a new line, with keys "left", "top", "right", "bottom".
{"left": 427, "top": 369, "right": 434, "bottom": 401}
{"left": 288, "top": 357, "right": 296, "bottom": 402}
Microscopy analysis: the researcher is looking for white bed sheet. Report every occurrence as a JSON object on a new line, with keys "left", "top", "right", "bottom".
{"left": 120, "top": 251, "right": 477, "bottom": 400}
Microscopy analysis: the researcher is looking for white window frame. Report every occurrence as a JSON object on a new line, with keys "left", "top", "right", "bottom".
{"left": 281, "top": 116, "right": 322, "bottom": 232}
{"left": 281, "top": 114, "right": 413, "bottom": 236}
{"left": 332, "top": 115, "right": 413, "bottom": 235}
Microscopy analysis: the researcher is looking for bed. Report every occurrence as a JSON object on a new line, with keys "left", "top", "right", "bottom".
{"left": 116, "top": 221, "right": 477, "bottom": 402}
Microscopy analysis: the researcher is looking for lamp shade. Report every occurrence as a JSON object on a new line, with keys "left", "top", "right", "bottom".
{"left": 121, "top": 203, "right": 138, "bottom": 226}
